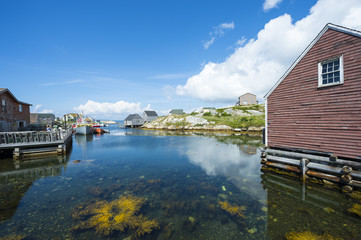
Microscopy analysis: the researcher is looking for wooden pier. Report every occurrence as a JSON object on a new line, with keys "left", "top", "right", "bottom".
{"left": 0, "top": 129, "right": 73, "bottom": 159}
{"left": 261, "top": 147, "right": 361, "bottom": 192}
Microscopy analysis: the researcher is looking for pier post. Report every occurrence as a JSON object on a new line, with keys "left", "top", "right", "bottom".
{"left": 301, "top": 158, "right": 309, "bottom": 182}
{"left": 13, "top": 148, "right": 20, "bottom": 159}
{"left": 57, "top": 145, "right": 63, "bottom": 154}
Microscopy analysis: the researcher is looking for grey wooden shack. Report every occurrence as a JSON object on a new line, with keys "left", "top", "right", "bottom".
{"left": 124, "top": 114, "right": 144, "bottom": 128}
{"left": 142, "top": 110, "right": 158, "bottom": 122}
{"left": 170, "top": 109, "right": 184, "bottom": 114}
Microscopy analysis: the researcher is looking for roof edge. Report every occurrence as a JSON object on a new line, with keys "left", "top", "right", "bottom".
{"left": 0, "top": 88, "right": 32, "bottom": 106}
{"left": 264, "top": 23, "right": 361, "bottom": 99}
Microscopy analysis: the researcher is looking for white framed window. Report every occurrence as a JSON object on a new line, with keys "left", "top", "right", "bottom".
{"left": 318, "top": 56, "right": 344, "bottom": 87}
{"left": 19, "top": 104, "right": 22, "bottom": 112}
{"left": 1, "top": 99, "right": 5, "bottom": 112}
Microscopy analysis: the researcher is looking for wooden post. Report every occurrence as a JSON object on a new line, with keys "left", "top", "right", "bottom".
{"left": 57, "top": 145, "right": 63, "bottom": 154}
{"left": 13, "top": 148, "right": 20, "bottom": 159}
{"left": 301, "top": 158, "right": 309, "bottom": 182}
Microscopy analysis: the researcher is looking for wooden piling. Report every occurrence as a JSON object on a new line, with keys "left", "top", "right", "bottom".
{"left": 261, "top": 147, "right": 361, "bottom": 192}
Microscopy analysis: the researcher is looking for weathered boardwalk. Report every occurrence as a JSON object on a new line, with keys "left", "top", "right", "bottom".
{"left": 0, "top": 129, "right": 73, "bottom": 158}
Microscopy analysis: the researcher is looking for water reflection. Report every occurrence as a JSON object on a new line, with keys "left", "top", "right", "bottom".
{"left": 0, "top": 128, "right": 360, "bottom": 239}
{"left": 0, "top": 155, "right": 68, "bottom": 223}
{"left": 261, "top": 171, "right": 361, "bottom": 239}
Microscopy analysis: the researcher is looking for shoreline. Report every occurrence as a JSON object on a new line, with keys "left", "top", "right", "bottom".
{"left": 141, "top": 125, "right": 264, "bottom": 134}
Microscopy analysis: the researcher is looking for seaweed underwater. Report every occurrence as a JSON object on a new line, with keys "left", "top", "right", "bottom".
{"left": 218, "top": 200, "right": 246, "bottom": 219}
{"left": 71, "top": 194, "right": 159, "bottom": 237}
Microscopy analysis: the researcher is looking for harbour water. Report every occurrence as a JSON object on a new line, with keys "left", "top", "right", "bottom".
{"left": 0, "top": 125, "right": 360, "bottom": 239}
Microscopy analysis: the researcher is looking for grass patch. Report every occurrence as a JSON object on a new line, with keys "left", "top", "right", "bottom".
{"left": 203, "top": 114, "right": 265, "bottom": 129}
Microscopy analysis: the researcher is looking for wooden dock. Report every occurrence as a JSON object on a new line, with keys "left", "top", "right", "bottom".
{"left": 0, "top": 129, "right": 73, "bottom": 159}
{"left": 261, "top": 147, "right": 361, "bottom": 192}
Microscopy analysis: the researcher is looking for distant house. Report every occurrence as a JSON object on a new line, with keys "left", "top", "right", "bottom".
{"left": 237, "top": 93, "right": 258, "bottom": 105}
{"left": 124, "top": 114, "right": 144, "bottom": 128}
{"left": 264, "top": 23, "right": 361, "bottom": 160}
{"left": 30, "top": 113, "right": 55, "bottom": 126}
{"left": 142, "top": 110, "right": 158, "bottom": 123}
{"left": 202, "top": 107, "right": 216, "bottom": 113}
{"left": 0, "top": 88, "right": 32, "bottom": 132}
{"left": 170, "top": 109, "right": 184, "bottom": 114}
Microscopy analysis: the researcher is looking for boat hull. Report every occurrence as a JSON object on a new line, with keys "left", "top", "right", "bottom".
{"left": 75, "top": 126, "right": 93, "bottom": 135}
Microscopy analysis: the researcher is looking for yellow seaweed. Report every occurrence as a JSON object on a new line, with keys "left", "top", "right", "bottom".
{"left": 285, "top": 231, "right": 342, "bottom": 240}
{"left": 347, "top": 203, "right": 361, "bottom": 217}
{"left": 218, "top": 201, "right": 246, "bottom": 218}
{"left": 0, "top": 234, "right": 25, "bottom": 240}
{"left": 72, "top": 194, "right": 159, "bottom": 236}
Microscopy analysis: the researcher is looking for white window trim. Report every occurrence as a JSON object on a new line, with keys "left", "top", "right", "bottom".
{"left": 318, "top": 55, "right": 344, "bottom": 88}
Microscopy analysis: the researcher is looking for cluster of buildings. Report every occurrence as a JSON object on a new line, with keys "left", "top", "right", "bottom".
{"left": 124, "top": 111, "right": 158, "bottom": 128}
{"left": 2, "top": 23, "right": 360, "bottom": 164}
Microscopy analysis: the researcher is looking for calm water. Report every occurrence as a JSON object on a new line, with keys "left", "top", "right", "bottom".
{"left": 0, "top": 125, "right": 360, "bottom": 239}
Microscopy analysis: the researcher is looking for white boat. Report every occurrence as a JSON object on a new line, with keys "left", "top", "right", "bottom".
{"left": 75, "top": 124, "right": 93, "bottom": 135}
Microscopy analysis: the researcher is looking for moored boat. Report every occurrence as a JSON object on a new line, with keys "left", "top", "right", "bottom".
{"left": 75, "top": 124, "right": 93, "bottom": 135}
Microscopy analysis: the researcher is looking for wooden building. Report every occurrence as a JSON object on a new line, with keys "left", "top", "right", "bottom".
{"left": 264, "top": 23, "right": 361, "bottom": 160}
{"left": 237, "top": 93, "right": 258, "bottom": 106}
{"left": 30, "top": 113, "right": 55, "bottom": 126}
{"left": 124, "top": 114, "right": 144, "bottom": 128}
{"left": 170, "top": 109, "right": 184, "bottom": 114}
{"left": 142, "top": 110, "right": 158, "bottom": 123}
{"left": 0, "top": 88, "right": 32, "bottom": 132}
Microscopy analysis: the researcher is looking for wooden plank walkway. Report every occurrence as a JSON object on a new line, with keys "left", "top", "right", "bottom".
{"left": 0, "top": 129, "right": 73, "bottom": 158}
{"left": 0, "top": 129, "right": 73, "bottom": 149}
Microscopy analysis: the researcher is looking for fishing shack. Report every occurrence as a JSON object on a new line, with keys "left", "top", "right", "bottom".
{"left": 0, "top": 88, "right": 32, "bottom": 132}
{"left": 124, "top": 114, "right": 144, "bottom": 128}
{"left": 262, "top": 23, "right": 361, "bottom": 191}
{"left": 142, "top": 110, "right": 158, "bottom": 123}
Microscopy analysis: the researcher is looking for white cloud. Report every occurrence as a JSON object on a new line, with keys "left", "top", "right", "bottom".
{"left": 177, "top": 0, "right": 361, "bottom": 102}
{"left": 203, "top": 22, "right": 235, "bottom": 49}
{"left": 235, "top": 36, "right": 247, "bottom": 47}
{"left": 263, "top": 0, "right": 283, "bottom": 11}
{"left": 32, "top": 104, "right": 54, "bottom": 113}
{"left": 33, "top": 105, "right": 42, "bottom": 112}
{"left": 40, "top": 79, "right": 84, "bottom": 86}
{"left": 73, "top": 100, "right": 150, "bottom": 115}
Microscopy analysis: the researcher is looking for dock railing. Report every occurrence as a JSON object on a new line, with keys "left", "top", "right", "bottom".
{"left": 0, "top": 128, "right": 73, "bottom": 149}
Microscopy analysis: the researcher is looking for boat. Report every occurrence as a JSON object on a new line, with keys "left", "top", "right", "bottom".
{"left": 74, "top": 117, "right": 93, "bottom": 135}
{"left": 75, "top": 124, "right": 93, "bottom": 135}
{"left": 93, "top": 128, "right": 104, "bottom": 134}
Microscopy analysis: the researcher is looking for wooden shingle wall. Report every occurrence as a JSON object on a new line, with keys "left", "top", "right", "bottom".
{"left": 267, "top": 29, "right": 361, "bottom": 159}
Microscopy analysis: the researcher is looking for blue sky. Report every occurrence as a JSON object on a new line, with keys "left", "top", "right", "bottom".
{"left": 1, "top": 0, "right": 361, "bottom": 119}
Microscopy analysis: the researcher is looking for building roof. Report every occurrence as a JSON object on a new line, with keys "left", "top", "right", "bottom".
{"left": 264, "top": 23, "right": 361, "bottom": 99}
{"left": 30, "top": 113, "right": 55, "bottom": 118}
{"left": 0, "top": 88, "right": 32, "bottom": 106}
{"left": 240, "top": 93, "right": 256, "bottom": 97}
{"left": 144, "top": 110, "right": 158, "bottom": 117}
{"left": 124, "top": 114, "right": 142, "bottom": 121}
{"left": 170, "top": 109, "right": 184, "bottom": 114}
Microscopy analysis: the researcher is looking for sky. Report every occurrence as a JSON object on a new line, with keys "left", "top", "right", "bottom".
{"left": 1, "top": 0, "right": 361, "bottom": 120}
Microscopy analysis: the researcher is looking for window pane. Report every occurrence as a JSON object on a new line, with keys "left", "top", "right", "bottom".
{"left": 334, "top": 71, "right": 340, "bottom": 77}
{"left": 328, "top": 73, "right": 333, "bottom": 83}
{"left": 322, "top": 74, "right": 327, "bottom": 84}
{"left": 334, "top": 77, "right": 340, "bottom": 82}
{"left": 328, "top": 66, "right": 333, "bottom": 72}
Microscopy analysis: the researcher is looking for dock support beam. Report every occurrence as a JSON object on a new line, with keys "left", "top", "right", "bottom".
{"left": 261, "top": 148, "right": 361, "bottom": 192}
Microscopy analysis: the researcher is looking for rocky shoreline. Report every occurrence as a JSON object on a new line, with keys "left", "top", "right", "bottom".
{"left": 141, "top": 114, "right": 264, "bottom": 132}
